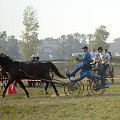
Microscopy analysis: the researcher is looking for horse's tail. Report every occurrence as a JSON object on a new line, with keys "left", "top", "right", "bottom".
{"left": 48, "top": 62, "right": 66, "bottom": 78}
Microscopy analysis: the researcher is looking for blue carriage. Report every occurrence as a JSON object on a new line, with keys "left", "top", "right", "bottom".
{"left": 64, "top": 64, "right": 109, "bottom": 97}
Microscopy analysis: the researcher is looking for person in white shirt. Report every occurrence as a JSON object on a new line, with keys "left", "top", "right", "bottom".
{"left": 104, "top": 49, "right": 111, "bottom": 65}
{"left": 90, "top": 48, "right": 98, "bottom": 63}
{"left": 104, "top": 49, "right": 113, "bottom": 76}
{"left": 97, "top": 47, "right": 109, "bottom": 88}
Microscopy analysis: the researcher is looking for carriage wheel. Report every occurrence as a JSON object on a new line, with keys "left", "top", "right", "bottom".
{"left": 64, "top": 81, "right": 84, "bottom": 97}
{"left": 87, "top": 80, "right": 106, "bottom": 96}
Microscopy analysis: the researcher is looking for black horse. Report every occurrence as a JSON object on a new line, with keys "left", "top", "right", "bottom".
{"left": 0, "top": 53, "right": 65, "bottom": 98}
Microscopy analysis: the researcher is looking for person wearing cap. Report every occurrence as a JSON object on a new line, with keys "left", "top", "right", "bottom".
{"left": 31, "top": 55, "right": 39, "bottom": 63}
{"left": 29, "top": 55, "right": 40, "bottom": 87}
{"left": 31, "top": 55, "right": 36, "bottom": 63}
{"left": 66, "top": 46, "right": 91, "bottom": 77}
{"left": 97, "top": 47, "right": 109, "bottom": 88}
{"left": 35, "top": 56, "right": 39, "bottom": 62}
{"left": 97, "top": 47, "right": 105, "bottom": 63}
{"left": 97, "top": 47, "right": 110, "bottom": 65}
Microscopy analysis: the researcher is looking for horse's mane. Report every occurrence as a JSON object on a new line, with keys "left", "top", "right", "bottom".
{"left": 0, "top": 53, "right": 14, "bottom": 62}
{"left": 0, "top": 53, "right": 45, "bottom": 64}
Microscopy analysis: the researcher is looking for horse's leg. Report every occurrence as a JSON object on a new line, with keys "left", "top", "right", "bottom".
{"left": 13, "top": 80, "right": 17, "bottom": 87}
{"left": 50, "top": 82, "right": 59, "bottom": 96}
{"left": 45, "top": 82, "right": 49, "bottom": 95}
{"left": 17, "top": 80, "right": 29, "bottom": 97}
{"left": 1, "top": 79, "right": 14, "bottom": 98}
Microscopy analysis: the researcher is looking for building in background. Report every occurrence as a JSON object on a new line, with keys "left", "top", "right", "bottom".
{"left": 109, "top": 37, "right": 120, "bottom": 56}
{"left": 37, "top": 38, "right": 59, "bottom": 60}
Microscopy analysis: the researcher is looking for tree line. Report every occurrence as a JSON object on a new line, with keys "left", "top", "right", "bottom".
{"left": 0, "top": 6, "right": 110, "bottom": 61}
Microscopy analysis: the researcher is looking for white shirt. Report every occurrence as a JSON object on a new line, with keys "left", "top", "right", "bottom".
{"left": 98, "top": 53, "right": 104, "bottom": 64}
{"left": 90, "top": 51, "right": 98, "bottom": 62}
{"left": 97, "top": 52, "right": 110, "bottom": 64}
{"left": 104, "top": 52, "right": 111, "bottom": 64}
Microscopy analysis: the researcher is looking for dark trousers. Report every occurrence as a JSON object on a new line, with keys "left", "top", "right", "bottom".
{"left": 100, "top": 64, "right": 109, "bottom": 85}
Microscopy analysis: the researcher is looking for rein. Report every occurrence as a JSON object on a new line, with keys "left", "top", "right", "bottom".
{"left": 19, "top": 62, "right": 63, "bottom": 83}
{"left": 19, "top": 69, "right": 63, "bottom": 84}
{"left": 19, "top": 69, "right": 39, "bottom": 79}
{"left": 19, "top": 62, "right": 37, "bottom": 79}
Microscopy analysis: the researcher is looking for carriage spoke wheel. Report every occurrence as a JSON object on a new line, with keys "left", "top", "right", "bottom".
{"left": 87, "top": 80, "right": 106, "bottom": 96}
{"left": 64, "top": 81, "right": 84, "bottom": 97}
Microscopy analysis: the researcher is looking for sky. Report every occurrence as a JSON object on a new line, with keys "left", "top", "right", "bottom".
{"left": 0, "top": 0, "right": 120, "bottom": 43}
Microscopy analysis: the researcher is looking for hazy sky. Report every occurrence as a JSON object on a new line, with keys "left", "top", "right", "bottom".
{"left": 0, "top": 0, "right": 120, "bottom": 43}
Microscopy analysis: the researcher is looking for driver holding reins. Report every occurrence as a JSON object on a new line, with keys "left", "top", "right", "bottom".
{"left": 66, "top": 46, "right": 91, "bottom": 78}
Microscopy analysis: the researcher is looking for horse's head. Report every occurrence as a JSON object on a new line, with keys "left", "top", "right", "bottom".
{"left": 0, "top": 53, "right": 14, "bottom": 67}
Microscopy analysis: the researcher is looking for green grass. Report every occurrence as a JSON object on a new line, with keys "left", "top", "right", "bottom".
{"left": 0, "top": 70, "right": 120, "bottom": 120}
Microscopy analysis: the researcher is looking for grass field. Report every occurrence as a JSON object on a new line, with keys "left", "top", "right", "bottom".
{"left": 0, "top": 67, "right": 120, "bottom": 120}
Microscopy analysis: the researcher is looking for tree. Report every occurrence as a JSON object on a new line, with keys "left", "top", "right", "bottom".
{"left": 0, "top": 31, "right": 7, "bottom": 54}
{"left": 55, "top": 35, "right": 67, "bottom": 59}
{"left": 55, "top": 33, "right": 87, "bottom": 59}
{"left": 87, "top": 34, "right": 94, "bottom": 43}
{"left": 89, "top": 25, "right": 109, "bottom": 50}
{"left": 21, "top": 6, "right": 39, "bottom": 61}
{"left": 7, "top": 35, "right": 20, "bottom": 59}
{"left": 74, "top": 33, "right": 87, "bottom": 52}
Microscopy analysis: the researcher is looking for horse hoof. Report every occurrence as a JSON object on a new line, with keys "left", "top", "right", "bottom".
{"left": 111, "top": 81, "right": 114, "bottom": 84}
{"left": 45, "top": 91, "right": 48, "bottom": 95}
{"left": 1, "top": 95, "right": 5, "bottom": 98}
{"left": 56, "top": 93, "right": 60, "bottom": 96}
{"left": 27, "top": 95, "right": 30, "bottom": 98}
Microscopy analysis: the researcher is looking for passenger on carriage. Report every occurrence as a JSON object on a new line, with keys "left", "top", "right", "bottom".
{"left": 90, "top": 48, "right": 98, "bottom": 63}
{"left": 104, "top": 49, "right": 111, "bottom": 65}
{"left": 104, "top": 49, "right": 113, "bottom": 72}
{"left": 97, "top": 47, "right": 109, "bottom": 70}
{"left": 97, "top": 47, "right": 109, "bottom": 87}
{"left": 97, "top": 48, "right": 110, "bottom": 68}
{"left": 66, "top": 46, "right": 91, "bottom": 78}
